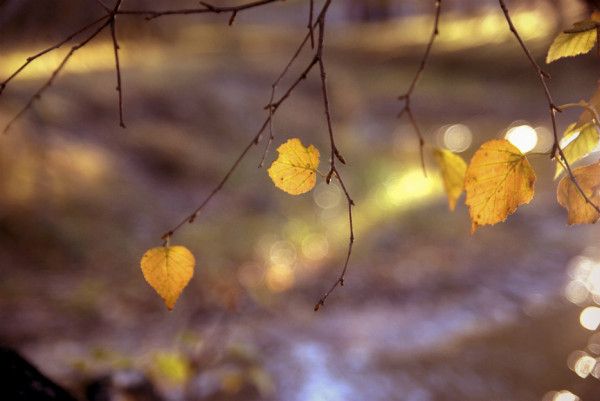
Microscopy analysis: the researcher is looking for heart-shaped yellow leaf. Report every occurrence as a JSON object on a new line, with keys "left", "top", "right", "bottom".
{"left": 267, "top": 138, "right": 320, "bottom": 195}
{"left": 140, "top": 246, "right": 195, "bottom": 310}
{"left": 433, "top": 148, "right": 467, "bottom": 211}
{"left": 465, "top": 139, "right": 536, "bottom": 233}
{"left": 557, "top": 161, "right": 600, "bottom": 225}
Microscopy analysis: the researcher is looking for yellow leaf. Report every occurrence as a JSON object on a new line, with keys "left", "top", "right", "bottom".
{"left": 557, "top": 162, "right": 600, "bottom": 225}
{"left": 267, "top": 138, "right": 320, "bottom": 195}
{"left": 433, "top": 148, "right": 467, "bottom": 211}
{"left": 546, "top": 29, "right": 597, "bottom": 63}
{"left": 140, "top": 246, "right": 195, "bottom": 310}
{"left": 464, "top": 139, "right": 536, "bottom": 233}
{"left": 153, "top": 351, "right": 190, "bottom": 385}
{"left": 555, "top": 122, "right": 599, "bottom": 178}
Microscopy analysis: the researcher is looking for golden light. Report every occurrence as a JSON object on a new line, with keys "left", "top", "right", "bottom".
{"left": 534, "top": 126, "right": 553, "bottom": 153}
{"left": 265, "top": 264, "right": 294, "bottom": 292}
{"left": 574, "top": 354, "right": 597, "bottom": 378}
{"left": 505, "top": 124, "right": 538, "bottom": 153}
{"left": 443, "top": 124, "right": 472, "bottom": 152}
{"left": 313, "top": 182, "right": 341, "bottom": 209}
{"left": 564, "top": 280, "right": 588, "bottom": 304}
{"left": 552, "top": 391, "right": 580, "bottom": 401}
{"left": 269, "top": 241, "right": 297, "bottom": 266}
{"left": 580, "top": 307, "right": 600, "bottom": 330}
{"left": 301, "top": 234, "right": 329, "bottom": 262}
{"left": 384, "top": 170, "right": 436, "bottom": 207}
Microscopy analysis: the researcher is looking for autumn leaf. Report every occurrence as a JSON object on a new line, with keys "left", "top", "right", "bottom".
{"left": 433, "top": 148, "right": 467, "bottom": 211}
{"left": 268, "top": 138, "right": 320, "bottom": 195}
{"left": 557, "top": 162, "right": 600, "bottom": 225}
{"left": 140, "top": 245, "right": 195, "bottom": 310}
{"left": 555, "top": 122, "right": 599, "bottom": 178}
{"left": 464, "top": 139, "right": 536, "bottom": 233}
{"left": 546, "top": 28, "right": 597, "bottom": 63}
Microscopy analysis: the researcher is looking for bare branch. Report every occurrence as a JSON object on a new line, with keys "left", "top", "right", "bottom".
{"left": 117, "top": 0, "right": 283, "bottom": 20}
{"left": 109, "top": 14, "right": 126, "bottom": 128}
{"left": 313, "top": 1, "right": 357, "bottom": 310}
{"left": 498, "top": 0, "right": 600, "bottom": 215}
{"left": 397, "top": 0, "right": 442, "bottom": 176}
{"left": 0, "top": 14, "right": 110, "bottom": 95}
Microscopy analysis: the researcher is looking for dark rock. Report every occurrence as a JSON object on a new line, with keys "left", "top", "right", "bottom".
{"left": 0, "top": 346, "right": 78, "bottom": 401}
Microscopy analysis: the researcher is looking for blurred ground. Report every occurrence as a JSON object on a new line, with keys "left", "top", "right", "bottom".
{"left": 1, "top": 2, "right": 600, "bottom": 401}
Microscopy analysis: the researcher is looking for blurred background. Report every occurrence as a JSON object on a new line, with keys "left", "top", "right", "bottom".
{"left": 1, "top": 0, "right": 600, "bottom": 400}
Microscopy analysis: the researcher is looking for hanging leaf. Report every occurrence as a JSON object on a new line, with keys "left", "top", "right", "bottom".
{"left": 546, "top": 28, "right": 597, "bottom": 63}
{"left": 464, "top": 139, "right": 536, "bottom": 233}
{"left": 268, "top": 138, "right": 320, "bottom": 195}
{"left": 555, "top": 122, "right": 599, "bottom": 178}
{"left": 433, "top": 148, "right": 467, "bottom": 211}
{"left": 557, "top": 161, "right": 600, "bottom": 225}
{"left": 140, "top": 245, "right": 196, "bottom": 310}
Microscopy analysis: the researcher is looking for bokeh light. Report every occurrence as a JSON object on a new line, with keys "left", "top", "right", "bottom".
{"left": 580, "top": 307, "right": 600, "bottom": 331}
{"left": 442, "top": 124, "right": 472, "bottom": 152}
{"left": 505, "top": 124, "right": 538, "bottom": 153}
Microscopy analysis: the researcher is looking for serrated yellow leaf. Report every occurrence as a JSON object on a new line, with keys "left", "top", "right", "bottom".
{"left": 464, "top": 139, "right": 536, "bottom": 233}
{"left": 546, "top": 29, "right": 597, "bottom": 63}
{"left": 267, "top": 138, "right": 320, "bottom": 195}
{"left": 140, "top": 246, "right": 195, "bottom": 310}
{"left": 433, "top": 148, "right": 467, "bottom": 211}
{"left": 555, "top": 123, "right": 599, "bottom": 178}
{"left": 557, "top": 161, "right": 600, "bottom": 225}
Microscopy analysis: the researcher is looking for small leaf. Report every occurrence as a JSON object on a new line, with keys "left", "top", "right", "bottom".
{"left": 555, "top": 122, "right": 599, "bottom": 178}
{"left": 140, "top": 246, "right": 195, "bottom": 310}
{"left": 546, "top": 29, "right": 597, "bottom": 63}
{"left": 464, "top": 139, "right": 536, "bottom": 233}
{"left": 433, "top": 148, "right": 467, "bottom": 211}
{"left": 557, "top": 161, "right": 600, "bottom": 225}
{"left": 267, "top": 138, "right": 320, "bottom": 195}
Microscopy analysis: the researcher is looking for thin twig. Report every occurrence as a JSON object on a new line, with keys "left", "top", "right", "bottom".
{"left": 498, "top": 0, "right": 600, "bottom": 215}
{"left": 259, "top": 27, "right": 314, "bottom": 167}
{"left": 117, "top": 0, "right": 283, "bottom": 20}
{"left": 161, "top": 2, "right": 335, "bottom": 241}
{"left": 397, "top": 0, "right": 442, "bottom": 176}
{"left": 313, "top": 1, "right": 356, "bottom": 311}
{"left": 109, "top": 6, "right": 125, "bottom": 128}
{"left": 2, "top": 16, "right": 116, "bottom": 134}
{"left": 0, "top": 14, "right": 110, "bottom": 95}
{"left": 308, "top": 0, "right": 315, "bottom": 49}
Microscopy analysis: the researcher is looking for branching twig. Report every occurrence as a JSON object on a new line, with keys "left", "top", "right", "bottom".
{"left": 161, "top": 1, "right": 334, "bottom": 241}
{"left": 313, "top": 3, "right": 356, "bottom": 311}
{"left": 109, "top": 14, "right": 125, "bottom": 128}
{"left": 498, "top": 0, "right": 600, "bottom": 215}
{"left": 0, "top": 14, "right": 109, "bottom": 96}
{"left": 397, "top": 0, "right": 442, "bottom": 176}
{"left": 117, "top": 0, "right": 283, "bottom": 20}
{"left": 1, "top": 0, "right": 123, "bottom": 133}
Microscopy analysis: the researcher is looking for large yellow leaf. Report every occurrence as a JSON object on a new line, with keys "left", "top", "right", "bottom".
{"left": 557, "top": 162, "right": 600, "bottom": 225}
{"left": 555, "top": 122, "right": 599, "bottom": 178}
{"left": 140, "top": 246, "right": 195, "bottom": 310}
{"left": 433, "top": 148, "right": 467, "bottom": 211}
{"left": 464, "top": 139, "right": 536, "bottom": 233}
{"left": 267, "top": 138, "right": 320, "bottom": 195}
{"left": 546, "top": 29, "right": 597, "bottom": 63}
